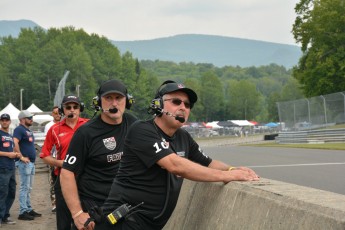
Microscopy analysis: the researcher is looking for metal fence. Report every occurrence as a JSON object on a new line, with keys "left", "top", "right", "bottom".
{"left": 276, "top": 128, "right": 345, "bottom": 144}
{"left": 276, "top": 91, "right": 345, "bottom": 131}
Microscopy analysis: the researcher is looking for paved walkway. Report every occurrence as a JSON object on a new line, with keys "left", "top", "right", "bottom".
{"left": 2, "top": 158, "right": 56, "bottom": 230}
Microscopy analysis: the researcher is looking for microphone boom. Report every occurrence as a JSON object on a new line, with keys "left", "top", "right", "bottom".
{"left": 164, "top": 111, "right": 185, "bottom": 123}
{"left": 103, "top": 108, "right": 118, "bottom": 113}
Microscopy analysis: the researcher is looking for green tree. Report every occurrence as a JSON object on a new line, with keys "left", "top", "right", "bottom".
{"left": 266, "top": 92, "right": 281, "bottom": 121}
{"left": 226, "top": 80, "right": 263, "bottom": 120}
{"left": 0, "top": 26, "right": 139, "bottom": 114}
{"left": 184, "top": 78, "right": 203, "bottom": 121}
{"left": 199, "top": 72, "right": 224, "bottom": 121}
{"left": 292, "top": 0, "right": 345, "bottom": 96}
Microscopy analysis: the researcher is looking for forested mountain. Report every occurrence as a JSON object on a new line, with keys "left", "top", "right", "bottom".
{"left": 112, "top": 34, "right": 301, "bottom": 68}
{"left": 0, "top": 21, "right": 305, "bottom": 122}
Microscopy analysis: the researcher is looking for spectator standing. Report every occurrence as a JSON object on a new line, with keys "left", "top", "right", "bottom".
{"left": 97, "top": 80, "right": 259, "bottom": 229}
{"left": 13, "top": 110, "right": 42, "bottom": 221}
{"left": 0, "top": 113, "right": 20, "bottom": 226}
{"left": 40, "top": 95, "right": 88, "bottom": 230}
{"left": 60, "top": 79, "right": 137, "bottom": 230}
{"left": 44, "top": 105, "right": 62, "bottom": 213}
{"left": 44, "top": 106, "right": 61, "bottom": 135}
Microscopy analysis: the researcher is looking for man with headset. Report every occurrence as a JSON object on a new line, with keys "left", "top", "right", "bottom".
{"left": 60, "top": 79, "right": 137, "bottom": 230}
{"left": 95, "top": 80, "right": 259, "bottom": 230}
{"left": 40, "top": 95, "right": 88, "bottom": 230}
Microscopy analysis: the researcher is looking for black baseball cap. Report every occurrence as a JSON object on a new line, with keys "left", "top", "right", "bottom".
{"left": 62, "top": 95, "right": 81, "bottom": 105}
{"left": 0, "top": 113, "right": 10, "bottom": 120}
{"left": 156, "top": 80, "right": 198, "bottom": 104}
{"left": 98, "top": 79, "right": 127, "bottom": 97}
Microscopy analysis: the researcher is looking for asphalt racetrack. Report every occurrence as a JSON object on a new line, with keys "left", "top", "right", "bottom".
{"left": 203, "top": 145, "right": 345, "bottom": 195}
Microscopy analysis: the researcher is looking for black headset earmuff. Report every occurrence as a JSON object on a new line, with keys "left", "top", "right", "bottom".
{"left": 125, "top": 94, "right": 134, "bottom": 110}
{"left": 148, "top": 80, "right": 177, "bottom": 116}
{"left": 79, "top": 103, "right": 85, "bottom": 112}
{"left": 58, "top": 104, "right": 64, "bottom": 115}
{"left": 148, "top": 98, "right": 164, "bottom": 116}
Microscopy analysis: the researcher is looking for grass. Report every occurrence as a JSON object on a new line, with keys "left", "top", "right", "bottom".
{"left": 245, "top": 142, "right": 345, "bottom": 150}
{"left": 328, "top": 124, "right": 345, "bottom": 129}
{"left": 193, "top": 127, "right": 345, "bottom": 150}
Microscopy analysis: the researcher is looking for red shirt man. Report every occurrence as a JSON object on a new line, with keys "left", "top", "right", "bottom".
{"left": 39, "top": 95, "right": 89, "bottom": 230}
{"left": 40, "top": 117, "right": 88, "bottom": 175}
{"left": 40, "top": 95, "right": 88, "bottom": 175}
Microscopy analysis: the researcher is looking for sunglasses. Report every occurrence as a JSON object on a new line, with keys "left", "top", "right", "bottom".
{"left": 25, "top": 116, "right": 33, "bottom": 120}
{"left": 52, "top": 111, "right": 60, "bottom": 115}
{"left": 164, "top": 98, "right": 191, "bottom": 109}
{"left": 64, "top": 105, "right": 80, "bottom": 110}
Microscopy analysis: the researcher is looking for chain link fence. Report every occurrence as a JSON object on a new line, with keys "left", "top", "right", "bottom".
{"left": 277, "top": 91, "right": 345, "bottom": 131}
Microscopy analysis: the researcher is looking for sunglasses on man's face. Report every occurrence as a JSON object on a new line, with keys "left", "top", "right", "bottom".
{"left": 25, "top": 116, "right": 33, "bottom": 120}
{"left": 164, "top": 98, "right": 191, "bottom": 109}
{"left": 64, "top": 105, "right": 80, "bottom": 110}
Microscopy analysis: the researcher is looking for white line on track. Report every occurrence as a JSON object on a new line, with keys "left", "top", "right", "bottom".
{"left": 248, "top": 162, "right": 345, "bottom": 168}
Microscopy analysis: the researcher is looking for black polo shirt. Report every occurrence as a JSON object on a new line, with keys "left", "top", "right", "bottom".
{"left": 103, "top": 119, "right": 212, "bottom": 229}
{"left": 62, "top": 113, "right": 137, "bottom": 203}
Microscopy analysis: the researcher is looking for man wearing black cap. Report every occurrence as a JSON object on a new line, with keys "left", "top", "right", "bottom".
{"left": 0, "top": 114, "right": 21, "bottom": 226}
{"left": 40, "top": 95, "right": 89, "bottom": 230}
{"left": 60, "top": 79, "right": 137, "bottom": 230}
{"left": 96, "top": 80, "right": 259, "bottom": 230}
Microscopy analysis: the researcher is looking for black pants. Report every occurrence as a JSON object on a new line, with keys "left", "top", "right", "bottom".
{"left": 55, "top": 176, "right": 72, "bottom": 230}
{"left": 94, "top": 216, "right": 141, "bottom": 230}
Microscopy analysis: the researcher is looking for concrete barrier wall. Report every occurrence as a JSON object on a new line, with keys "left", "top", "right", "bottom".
{"left": 163, "top": 178, "right": 345, "bottom": 230}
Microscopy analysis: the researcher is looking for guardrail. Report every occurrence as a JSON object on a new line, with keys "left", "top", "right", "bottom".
{"left": 276, "top": 128, "right": 345, "bottom": 144}
{"left": 164, "top": 179, "right": 345, "bottom": 230}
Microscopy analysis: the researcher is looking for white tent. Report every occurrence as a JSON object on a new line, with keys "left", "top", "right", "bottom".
{"left": 205, "top": 121, "right": 223, "bottom": 129}
{"left": 229, "top": 120, "right": 254, "bottom": 126}
{"left": 27, "top": 103, "right": 43, "bottom": 113}
{"left": 26, "top": 103, "right": 53, "bottom": 125}
{"left": 0, "top": 102, "right": 21, "bottom": 133}
{"left": 0, "top": 102, "right": 20, "bottom": 119}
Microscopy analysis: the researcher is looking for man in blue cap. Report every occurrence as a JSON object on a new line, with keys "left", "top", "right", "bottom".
{"left": 0, "top": 113, "right": 20, "bottom": 226}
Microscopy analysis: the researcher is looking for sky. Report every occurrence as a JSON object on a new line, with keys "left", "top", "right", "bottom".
{"left": 1, "top": 0, "right": 300, "bottom": 45}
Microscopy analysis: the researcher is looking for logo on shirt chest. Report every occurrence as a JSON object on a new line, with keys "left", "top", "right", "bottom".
{"left": 58, "top": 132, "right": 67, "bottom": 137}
{"left": 103, "top": 137, "right": 116, "bottom": 150}
{"left": 2, "top": 136, "right": 13, "bottom": 142}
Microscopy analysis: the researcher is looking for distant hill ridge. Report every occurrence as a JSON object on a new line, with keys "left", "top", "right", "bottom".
{"left": 1, "top": 20, "right": 301, "bottom": 68}
{"left": 0, "top": 19, "right": 41, "bottom": 37}
{"left": 111, "top": 34, "right": 301, "bottom": 68}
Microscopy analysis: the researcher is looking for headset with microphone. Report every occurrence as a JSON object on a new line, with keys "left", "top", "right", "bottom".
{"left": 148, "top": 98, "right": 186, "bottom": 123}
{"left": 59, "top": 95, "right": 85, "bottom": 117}
{"left": 91, "top": 79, "right": 134, "bottom": 114}
{"left": 148, "top": 80, "right": 195, "bottom": 123}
